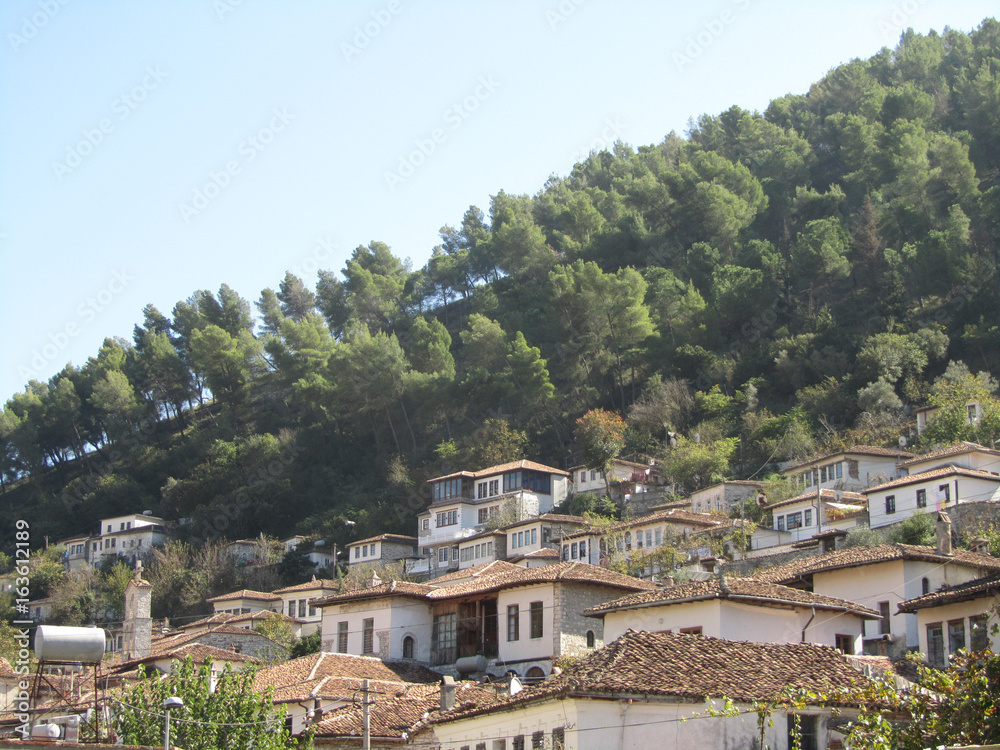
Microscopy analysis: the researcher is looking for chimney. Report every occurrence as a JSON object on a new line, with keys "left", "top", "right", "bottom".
{"left": 440, "top": 676, "right": 457, "bottom": 711}
{"left": 367, "top": 570, "right": 383, "bottom": 589}
{"left": 662, "top": 575, "right": 675, "bottom": 587}
{"left": 936, "top": 512, "right": 953, "bottom": 556}
{"left": 971, "top": 537, "right": 991, "bottom": 556}
{"left": 701, "top": 556, "right": 717, "bottom": 574}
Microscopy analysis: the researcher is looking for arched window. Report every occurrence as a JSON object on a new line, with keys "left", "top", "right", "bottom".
{"left": 524, "top": 666, "right": 546, "bottom": 683}
{"left": 586, "top": 630, "right": 595, "bottom": 648}
{"left": 624, "top": 532, "right": 632, "bottom": 550}
{"left": 402, "top": 635, "right": 415, "bottom": 659}
{"left": 922, "top": 577, "right": 930, "bottom": 595}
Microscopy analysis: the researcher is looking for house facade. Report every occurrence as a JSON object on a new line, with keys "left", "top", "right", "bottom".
{"left": 414, "top": 460, "right": 570, "bottom": 578}
{"left": 688, "top": 480, "right": 763, "bottom": 514}
{"left": 206, "top": 589, "right": 282, "bottom": 615}
{"left": 783, "top": 445, "right": 914, "bottom": 494}
{"left": 347, "top": 534, "right": 419, "bottom": 572}
{"left": 751, "top": 489, "right": 866, "bottom": 552}
{"left": 568, "top": 457, "right": 657, "bottom": 496}
{"left": 273, "top": 578, "right": 339, "bottom": 636}
{"left": 865, "top": 465, "right": 1000, "bottom": 529}
{"left": 314, "top": 561, "right": 655, "bottom": 680}
{"left": 585, "top": 576, "right": 879, "bottom": 653}
{"left": 899, "top": 441, "right": 1000, "bottom": 475}
{"left": 91, "top": 513, "right": 169, "bottom": 563}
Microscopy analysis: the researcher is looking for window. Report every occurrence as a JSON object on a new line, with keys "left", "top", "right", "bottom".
{"left": 309, "top": 602, "right": 317, "bottom": 617}
{"left": 530, "top": 528, "right": 537, "bottom": 545}
{"left": 969, "top": 403, "right": 979, "bottom": 422}
{"left": 362, "top": 618, "right": 374, "bottom": 654}
{"left": 562, "top": 544, "right": 569, "bottom": 561}
{"left": 452, "top": 547, "right": 459, "bottom": 561}
{"left": 848, "top": 459, "right": 859, "bottom": 478}
{"left": 878, "top": 601, "right": 891, "bottom": 635}
{"left": 939, "top": 484, "right": 951, "bottom": 504}
{"left": 971, "top": 614, "right": 989, "bottom": 651}
{"left": 679, "top": 626, "right": 703, "bottom": 635}
{"left": 477, "top": 744, "right": 486, "bottom": 750}
{"left": 885, "top": 495, "right": 896, "bottom": 514}
{"left": 531, "top": 731, "right": 544, "bottom": 749}
{"left": 337, "top": 621, "right": 348, "bottom": 653}
{"left": 504, "top": 471, "right": 522, "bottom": 492}
{"left": 478, "top": 507, "right": 497, "bottom": 524}
{"left": 928, "top": 623, "right": 945, "bottom": 668}
{"left": 518, "top": 531, "right": 525, "bottom": 547}
{"left": 433, "top": 478, "right": 463, "bottom": 501}
{"left": 805, "top": 471, "right": 813, "bottom": 487}
{"left": 948, "top": 619, "right": 966, "bottom": 656}
{"left": 835, "top": 634, "right": 854, "bottom": 654}
{"left": 836, "top": 462, "right": 843, "bottom": 479}
{"left": 804, "top": 509, "right": 813, "bottom": 527}
{"left": 570, "top": 542, "right": 578, "bottom": 559}
{"left": 530, "top": 601, "right": 543, "bottom": 639}
{"left": 438, "top": 548, "right": 448, "bottom": 563}
{"left": 916, "top": 489, "right": 927, "bottom": 508}
{"left": 298, "top": 599, "right": 307, "bottom": 618}
{"left": 820, "top": 466, "right": 827, "bottom": 483}
{"left": 624, "top": 532, "right": 632, "bottom": 549}
{"left": 787, "top": 714, "right": 818, "bottom": 750}
{"left": 512, "top": 736, "right": 525, "bottom": 750}
{"left": 787, "top": 512, "right": 803, "bottom": 530}
{"left": 432, "top": 613, "right": 457, "bottom": 652}
{"left": 436, "top": 510, "right": 458, "bottom": 527}
{"left": 402, "top": 635, "right": 414, "bottom": 659}
{"left": 493, "top": 742, "right": 507, "bottom": 750}
{"left": 579, "top": 540, "right": 586, "bottom": 558}
{"left": 777, "top": 516, "right": 785, "bottom": 532}
{"left": 552, "top": 728, "right": 565, "bottom": 750}
{"left": 586, "top": 630, "right": 595, "bottom": 648}
{"left": 654, "top": 528, "right": 662, "bottom": 546}
{"left": 590, "top": 470, "right": 596, "bottom": 481}
{"left": 580, "top": 471, "right": 586, "bottom": 483}
{"left": 507, "top": 605, "right": 519, "bottom": 641}
{"left": 422, "top": 518, "right": 430, "bottom": 530}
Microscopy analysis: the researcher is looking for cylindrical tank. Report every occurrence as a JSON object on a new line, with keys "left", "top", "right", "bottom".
{"left": 455, "top": 654, "right": 487, "bottom": 674}
{"left": 30, "top": 724, "right": 60, "bottom": 740}
{"left": 34, "top": 625, "right": 106, "bottom": 663}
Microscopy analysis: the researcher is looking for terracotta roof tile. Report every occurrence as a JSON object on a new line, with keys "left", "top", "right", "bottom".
{"left": 313, "top": 580, "right": 436, "bottom": 608}
{"left": 898, "top": 570, "right": 1000, "bottom": 612}
{"left": 565, "top": 509, "right": 739, "bottom": 540}
{"left": 428, "top": 560, "right": 522, "bottom": 584}
{"left": 434, "top": 631, "right": 878, "bottom": 723}
{"left": 584, "top": 577, "right": 881, "bottom": 618}
{"left": 863, "top": 465, "right": 1000, "bottom": 494}
{"left": 784, "top": 445, "right": 915, "bottom": 473}
{"left": 272, "top": 578, "right": 340, "bottom": 595}
{"left": 429, "top": 459, "right": 569, "bottom": 483}
{"left": 499, "top": 513, "right": 589, "bottom": 531}
{"left": 348, "top": 534, "right": 418, "bottom": 547}
{"left": 899, "top": 442, "right": 1000, "bottom": 468}
{"left": 206, "top": 588, "right": 281, "bottom": 603}
{"left": 753, "top": 544, "right": 1000, "bottom": 584}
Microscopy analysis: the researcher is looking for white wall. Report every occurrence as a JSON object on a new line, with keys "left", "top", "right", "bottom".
{"left": 868, "top": 475, "right": 1000, "bottom": 529}
{"left": 497, "top": 584, "right": 556, "bottom": 666}
{"left": 913, "top": 596, "right": 999, "bottom": 659}
{"left": 320, "top": 597, "right": 433, "bottom": 662}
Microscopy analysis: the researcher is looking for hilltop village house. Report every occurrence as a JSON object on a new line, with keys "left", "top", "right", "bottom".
{"left": 782, "top": 445, "right": 914, "bottom": 494}
{"left": 314, "top": 561, "right": 655, "bottom": 681}
{"left": 751, "top": 488, "right": 867, "bottom": 553}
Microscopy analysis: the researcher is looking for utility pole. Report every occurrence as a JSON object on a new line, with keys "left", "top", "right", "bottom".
{"left": 362, "top": 679, "right": 371, "bottom": 750}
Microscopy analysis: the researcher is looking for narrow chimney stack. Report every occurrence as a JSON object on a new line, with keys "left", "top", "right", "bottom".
{"left": 440, "top": 675, "right": 457, "bottom": 712}
{"left": 971, "top": 536, "right": 991, "bottom": 556}
{"left": 936, "top": 512, "right": 953, "bottom": 556}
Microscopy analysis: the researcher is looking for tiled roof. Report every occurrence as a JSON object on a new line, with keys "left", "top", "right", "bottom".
{"left": 784, "top": 445, "right": 915, "bottom": 473}
{"left": 565, "top": 508, "right": 739, "bottom": 539}
{"left": 583, "top": 577, "right": 881, "bottom": 618}
{"left": 429, "top": 459, "right": 570, "bottom": 483}
{"left": 181, "top": 610, "right": 300, "bottom": 630}
{"left": 150, "top": 623, "right": 281, "bottom": 653}
{"left": 254, "top": 652, "right": 441, "bottom": 702}
{"left": 765, "top": 489, "right": 866, "bottom": 512}
{"left": 348, "top": 533, "right": 418, "bottom": 547}
{"left": 434, "top": 630, "right": 877, "bottom": 723}
{"left": 753, "top": 544, "right": 1000, "bottom": 585}
{"left": 313, "top": 682, "right": 498, "bottom": 740}
{"left": 272, "top": 578, "right": 340, "bottom": 595}
{"left": 568, "top": 458, "right": 653, "bottom": 472}
{"left": 499, "top": 513, "right": 589, "bottom": 531}
{"left": 899, "top": 442, "right": 1000, "bottom": 468}
{"left": 518, "top": 548, "right": 560, "bottom": 558}
{"left": 898, "top": 570, "right": 1000, "bottom": 612}
{"left": 0, "top": 659, "right": 15, "bottom": 678}
{"left": 206, "top": 588, "right": 281, "bottom": 603}
{"left": 863, "top": 465, "right": 1000, "bottom": 494}
{"left": 428, "top": 560, "right": 522, "bottom": 584}
{"left": 317, "top": 562, "right": 655, "bottom": 608}
{"left": 109, "top": 642, "right": 261, "bottom": 675}
{"left": 646, "top": 500, "right": 693, "bottom": 512}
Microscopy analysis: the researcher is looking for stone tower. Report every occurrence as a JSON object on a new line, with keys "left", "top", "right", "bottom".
{"left": 122, "top": 559, "right": 153, "bottom": 660}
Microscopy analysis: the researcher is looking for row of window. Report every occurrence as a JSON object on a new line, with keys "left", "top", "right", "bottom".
{"left": 595, "top": 527, "right": 665, "bottom": 554}
{"left": 354, "top": 543, "right": 378, "bottom": 559}
{"left": 801, "top": 461, "right": 844, "bottom": 487}
{"left": 577, "top": 470, "right": 603, "bottom": 483}
{"left": 927, "top": 614, "right": 989, "bottom": 668}
{"left": 478, "top": 506, "right": 498, "bottom": 524}
{"left": 510, "top": 528, "right": 538, "bottom": 549}
{"left": 460, "top": 541, "right": 494, "bottom": 562}
{"left": 884, "top": 484, "right": 951, "bottom": 515}
{"left": 434, "top": 478, "right": 464, "bottom": 501}
{"left": 438, "top": 547, "right": 459, "bottom": 564}
{"left": 336, "top": 618, "right": 376, "bottom": 654}
{"left": 477, "top": 479, "right": 501, "bottom": 499}
{"left": 457, "top": 728, "right": 565, "bottom": 750}
{"left": 561, "top": 540, "right": 587, "bottom": 560}
{"left": 437, "top": 510, "right": 459, "bottom": 527}
{"left": 506, "top": 602, "right": 544, "bottom": 641}
{"left": 107, "top": 521, "right": 134, "bottom": 532}
{"left": 776, "top": 509, "right": 814, "bottom": 532}
{"left": 286, "top": 598, "right": 316, "bottom": 618}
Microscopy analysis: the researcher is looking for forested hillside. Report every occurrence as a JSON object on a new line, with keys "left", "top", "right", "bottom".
{"left": 3, "top": 21, "right": 1000, "bottom": 551}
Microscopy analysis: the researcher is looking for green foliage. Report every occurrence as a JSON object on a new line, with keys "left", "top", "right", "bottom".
{"left": 843, "top": 523, "right": 884, "bottom": 548}
{"left": 113, "top": 656, "right": 291, "bottom": 750}
{"left": 555, "top": 492, "right": 618, "bottom": 519}
{"left": 289, "top": 629, "right": 322, "bottom": 659}
{"left": 885, "top": 511, "right": 936, "bottom": 546}
{"left": 574, "top": 409, "right": 627, "bottom": 495}
{"left": 661, "top": 435, "right": 738, "bottom": 494}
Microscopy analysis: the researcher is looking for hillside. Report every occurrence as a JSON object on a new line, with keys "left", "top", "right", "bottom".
{"left": 2, "top": 19, "right": 1000, "bottom": 552}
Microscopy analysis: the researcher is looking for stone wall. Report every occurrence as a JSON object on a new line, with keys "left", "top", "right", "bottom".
{"left": 554, "top": 583, "right": 623, "bottom": 657}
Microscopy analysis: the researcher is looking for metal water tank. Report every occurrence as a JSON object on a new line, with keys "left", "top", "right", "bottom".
{"left": 34, "top": 625, "right": 106, "bottom": 662}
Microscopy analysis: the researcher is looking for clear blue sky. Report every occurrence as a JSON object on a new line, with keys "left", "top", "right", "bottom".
{"left": 1, "top": 1, "right": 995, "bottom": 401}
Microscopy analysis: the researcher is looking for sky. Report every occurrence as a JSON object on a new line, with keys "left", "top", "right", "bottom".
{"left": 0, "top": 0, "right": 996, "bottom": 401}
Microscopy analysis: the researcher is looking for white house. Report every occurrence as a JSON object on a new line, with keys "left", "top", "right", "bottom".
{"left": 92, "top": 513, "right": 169, "bottom": 563}
{"left": 347, "top": 534, "right": 419, "bottom": 572}
{"left": 899, "top": 441, "right": 1000, "bottom": 474}
{"left": 419, "top": 630, "right": 880, "bottom": 750}
{"left": 688, "top": 480, "right": 763, "bottom": 514}
{"left": 865, "top": 465, "right": 1000, "bottom": 529}
{"left": 751, "top": 489, "right": 866, "bottom": 552}
{"left": 584, "top": 576, "right": 880, "bottom": 653}
{"left": 753, "top": 519, "right": 1000, "bottom": 657}
{"left": 206, "top": 588, "right": 282, "bottom": 615}
{"left": 414, "top": 460, "right": 570, "bottom": 577}
{"left": 897, "top": 566, "right": 1000, "bottom": 668}
{"left": 915, "top": 401, "right": 983, "bottom": 435}
{"left": 273, "top": 578, "right": 339, "bottom": 636}
{"left": 56, "top": 534, "right": 95, "bottom": 572}
{"left": 783, "top": 445, "right": 914, "bottom": 493}
{"left": 568, "top": 457, "right": 657, "bottom": 496}
{"left": 314, "top": 561, "right": 655, "bottom": 680}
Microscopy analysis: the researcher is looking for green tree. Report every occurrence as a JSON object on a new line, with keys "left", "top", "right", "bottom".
{"left": 574, "top": 409, "right": 627, "bottom": 497}
{"left": 113, "top": 656, "right": 290, "bottom": 750}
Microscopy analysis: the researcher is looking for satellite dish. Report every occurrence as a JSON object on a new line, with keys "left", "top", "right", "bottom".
{"left": 834, "top": 490, "right": 843, "bottom": 502}
{"left": 693, "top": 432, "right": 701, "bottom": 444}
{"left": 899, "top": 436, "right": 908, "bottom": 448}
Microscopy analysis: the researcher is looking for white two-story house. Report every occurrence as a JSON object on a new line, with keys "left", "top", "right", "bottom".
{"left": 414, "top": 460, "right": 570, "bottom": 578}
{"left": 783, "top": 445, "right": 914, "bottom": 494}
{"left": 750, "top": 489, "right": 867, "bottom": 553}
{"left": 865, "top": 465, "right": 1000, "bottom": 529}
{"left": 92, "top": 513, "right": 169, "bottom": 564}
